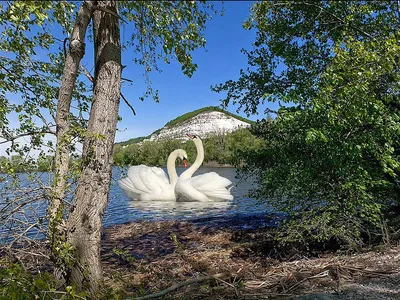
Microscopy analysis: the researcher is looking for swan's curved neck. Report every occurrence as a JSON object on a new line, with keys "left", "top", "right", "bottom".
{"left": 181, "top": 138, "right": 203, "bottom": 179}
{"left": 167, "top": 150, "right": 180, "bottom": 184}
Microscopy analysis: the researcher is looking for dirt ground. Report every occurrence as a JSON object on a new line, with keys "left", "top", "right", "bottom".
{"left": 101, "top": 220, "right": 400, "bottom": 299}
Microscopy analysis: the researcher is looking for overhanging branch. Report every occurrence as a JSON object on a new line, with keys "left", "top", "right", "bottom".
{"left": 120, "top": 92, "right": 136, "bottom": 115}
{"left": 300, "top": 1, "right": 375, "bottom": 40}
{"left": 79, "top": 63, "right": 136, "bottom": 116}
{"left": 0, "top": 130, "right": 56, "bottom": 145}
{"left": 93, "top": 5, "right": 127, "bottom": 24}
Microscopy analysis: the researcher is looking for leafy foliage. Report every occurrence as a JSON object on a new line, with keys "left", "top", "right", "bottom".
{"left": 113, "top": 128, "right": 264, "bottom": 167}
{"left": 0, "top": 1, "right": 90, "bottom": 174}
{"left": 0, "top": 0, "right": 222, "bottom": 294}
{"left": 0, "top": 262, "right": 87, "bottom": 299}
{"left": 213, "top": 0, "right": 398, "bottom": 115}
{"left": 119, "top": 1, "right": 222, "bottom": 102}
{"left": 216, "top": 1, "right": 400, "bottom": 246}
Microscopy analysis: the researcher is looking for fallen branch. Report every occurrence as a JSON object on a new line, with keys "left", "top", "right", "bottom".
{"left": 132, "top": 273, "right": 231, "bottom": 300}
{"left": 209, "top": 273, "right": 240, "bottom": 298}
{"left": 7, "top": 222, "right": 40, "bottom": 249}
{"left": 286, "top": 270, "right": 329, "bottom": 293}
{"left": 341, "top": 265, "right": 398, "bottom": 276}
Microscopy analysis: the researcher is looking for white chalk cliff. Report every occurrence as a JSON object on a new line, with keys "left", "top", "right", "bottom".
{"left": 147, "top": 110, "right": 250, "bottom": 142}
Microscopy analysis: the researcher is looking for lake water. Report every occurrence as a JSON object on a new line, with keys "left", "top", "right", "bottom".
{"left": 1, "top": 167, "right": 275, "bottom": 243}
{"left": 106, "top": 167, "right": 272, "bottom": 227}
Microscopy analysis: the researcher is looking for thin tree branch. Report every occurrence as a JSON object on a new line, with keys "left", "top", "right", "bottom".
{"left": 0, "top": 63, "right": 58, "bottom": 124}
{"left": 11, "top": 248, "right": 50, "bottom": 259}
{"left": 93, "top": 5, "right": 127, "bottom": 23}
{"left": 79, "top": 63, "right": 136, "bottom": 116}
{"left": 0, "top": 65, "right": 41, "bottom": 97}
{"left": 120, "top": 92, "right": 136, "bottom": 116}
{"left": 79, "top": 64, "right": 95, "bottom": 83}
{"left": 121, "top": 77, "right": 133, "bottom": 83}
{"left": 300, "top": 1, "right": 375, "bottom": 40}
{"left": 0, "top": 130, "right": 55, "bottom": 145}
{"left": 37, "top": 111, "right": 56, "bottom": 133}
{"left": 7, "top": 222, "right": 40, "bottom": 249}
{"left": 270, "top": 1, "right": 375, "bottom": 40}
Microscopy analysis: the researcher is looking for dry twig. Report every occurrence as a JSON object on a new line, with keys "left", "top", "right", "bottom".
{"left": 131, "top": 273, "right": 230, "bottom": 300}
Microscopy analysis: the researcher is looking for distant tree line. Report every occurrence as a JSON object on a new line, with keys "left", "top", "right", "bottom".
{"left": 0, "top": 155, "right": 53, "bottom": 173}
{"left": 0, "top": 155, "right": 82, "bottom": 174}
{"left": 1, "top": 128, "right": 264, "bottom": 174}
{"left": 113, "top": 128, "right": 264, "bottom": 167}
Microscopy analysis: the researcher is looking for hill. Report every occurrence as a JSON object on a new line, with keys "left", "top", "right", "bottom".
{"left": 116, "top": 106, "right": 253, "bottom": 145}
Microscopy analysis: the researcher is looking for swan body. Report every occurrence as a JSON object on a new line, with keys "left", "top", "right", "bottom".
{"left": 175, "top": 134, "right": 233, "bottom": 202}
{"left": 119, "top": 149, "right": 187, "bottom": 201}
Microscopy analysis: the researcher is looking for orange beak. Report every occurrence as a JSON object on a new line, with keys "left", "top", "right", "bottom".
{"left": 183, "top": 159, "right": 188, "bottom": 168}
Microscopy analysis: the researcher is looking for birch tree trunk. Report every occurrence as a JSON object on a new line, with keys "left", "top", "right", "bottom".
{"left": 49, "top": 0, "right": 94, "bottom": 279}
{"left": 66, "top": 0, "right": 121, "bottom": 294}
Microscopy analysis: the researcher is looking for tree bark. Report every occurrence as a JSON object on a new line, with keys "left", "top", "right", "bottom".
{"left": 66, "top": 0, "right": 121, "bottom": 295}
{"left": 49, "top": 0, "right": 94, "bottom": 279}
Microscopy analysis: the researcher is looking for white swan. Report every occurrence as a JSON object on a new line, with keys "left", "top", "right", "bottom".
{"left": 118, "top": 149, "right": 187, "bottom": 201}
{"left": 175, "top": 134, "right": 233, "bottom": 202}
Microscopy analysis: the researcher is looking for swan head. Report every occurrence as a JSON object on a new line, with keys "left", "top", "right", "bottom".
{"left": 187, "top": 134, "right": 201, "bottom": 140}
{"left": 177, "top": 149, "right": 188, "bottom": 167}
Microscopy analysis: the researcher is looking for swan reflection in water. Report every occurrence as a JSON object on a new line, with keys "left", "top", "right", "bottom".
{"left": 127, "top": 200, "right": 232, "bottom": 219}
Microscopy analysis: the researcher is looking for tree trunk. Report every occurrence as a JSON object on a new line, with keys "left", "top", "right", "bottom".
{"left": 49, "top": 0, "right": 94, "bottom": 279}
{"left": 66, "top": 0, "right": 121, "bottom": 295}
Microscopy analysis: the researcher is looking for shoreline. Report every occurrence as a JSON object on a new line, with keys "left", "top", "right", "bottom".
{"left": 101, "top": 220, "right": 400, "bottom": 299}
{"left": 2, "top": 218, "right": 399, "bottom": 299}
{"left": 116, "top": 162, "right": 236, "bottom": 168}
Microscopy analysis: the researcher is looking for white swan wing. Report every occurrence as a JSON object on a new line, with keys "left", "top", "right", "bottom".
{"left": 121, "top": 165, "right": 170, "bottom": 198}
{"left": 126, "top": 165, "right": 151, "bottom": 193}
{"left": 118, "top": 178, "right": 142, "bottom": 200}
{"left": 138, "top": 166, "right": 168, "bottom": 193}
{"left": 149, "top": 166, "right": 170, "bottom": 184}
{"left": 190, "top": 172, "right": 232, "bottom": 189}
{"left": 187, "top": 172, "right": 233, "bottom": 201}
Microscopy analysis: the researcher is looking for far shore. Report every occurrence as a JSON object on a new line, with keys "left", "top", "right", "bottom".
{"left": 0, "top": 163, "right": 235, "bottom": 175}
{"left": 200, "top": 161, "right": 234, "bottom": 168}
{"left": 115, "top": 162, "right": 236, "bottom": 168}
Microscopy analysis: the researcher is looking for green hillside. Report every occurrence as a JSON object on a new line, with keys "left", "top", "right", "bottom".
{"left": 163, "top": 106, "right": 254, "bottom": 128}
{"left": 115, "top": 136, "right": 148, "bottom": 147}
{"left": 116, "top": 106, "right": 254, "bottom": 146}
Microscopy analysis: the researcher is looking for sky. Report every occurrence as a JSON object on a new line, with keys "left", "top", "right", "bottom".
{"left": 1, "top": 1, "right": 281, "bottom": 156}
{"left": 112, "top": 1, "right": 275, "bottom": 142}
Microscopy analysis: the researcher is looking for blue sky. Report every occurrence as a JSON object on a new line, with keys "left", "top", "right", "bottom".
{"left": 113, "top": 1, "right": 274, "bottom": 142}
{"left": 1, "top": 1, "right": 280, "bottom": 156}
